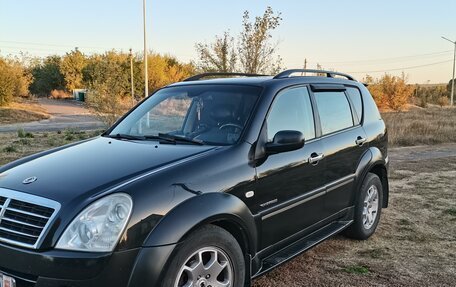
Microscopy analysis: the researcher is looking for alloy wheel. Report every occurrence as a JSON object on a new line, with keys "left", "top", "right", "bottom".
{"left": 174, "top": 246, "right": 233, "bottom": 287}
{"left": 362, "top": 185, "right": 379, "bottom": 229}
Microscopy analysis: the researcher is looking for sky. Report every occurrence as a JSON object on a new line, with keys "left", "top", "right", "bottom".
{"left": 1, "top": 0, "right": 455, "bottom": 84}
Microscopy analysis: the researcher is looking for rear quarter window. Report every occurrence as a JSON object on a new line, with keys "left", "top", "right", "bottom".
{"left": 360, "top": 85, "right": 382, "bottom": 122}
{"left": 314, "top": 91, "right": 354, "bottom": 135}
{"left": 346, "top": 87, "right": 363, "bottom": 124}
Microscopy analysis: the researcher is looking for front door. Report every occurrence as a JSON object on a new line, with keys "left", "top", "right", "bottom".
{"left": 254, "top": 86, "right": 327, "bottom": 249}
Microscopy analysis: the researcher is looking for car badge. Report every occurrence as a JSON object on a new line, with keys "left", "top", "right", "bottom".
{"left": 23, "top": 176, "right": 38, "bottom": 184}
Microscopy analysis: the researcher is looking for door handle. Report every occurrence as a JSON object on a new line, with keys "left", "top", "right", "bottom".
{"left": 309, "top": 153, "right": 325, "bottom": 164}
{"left": 355, "top": 136, "right": 367, "bottom": 146}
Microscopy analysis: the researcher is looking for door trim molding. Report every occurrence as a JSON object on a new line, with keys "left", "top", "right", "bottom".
{"left": 259, "top": 174, "right": 355, "bottom": 220}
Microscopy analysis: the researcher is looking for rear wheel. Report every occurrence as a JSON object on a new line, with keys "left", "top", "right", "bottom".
{"left": 344, "top": 173, "right": 383, "bottom": 240}
{"left": 160, "top": 225, "right": 245, "bottom": 287}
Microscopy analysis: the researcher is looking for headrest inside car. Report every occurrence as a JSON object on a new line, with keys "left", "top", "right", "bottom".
{"left": 210, "top": 104, "right": 234, "bottom": 122}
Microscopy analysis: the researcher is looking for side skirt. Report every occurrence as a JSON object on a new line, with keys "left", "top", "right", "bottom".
{"left": 251, "top": 219, "right": 353, "bottom": 279}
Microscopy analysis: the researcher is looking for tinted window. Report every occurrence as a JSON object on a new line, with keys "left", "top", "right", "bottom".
{"left": 267, "top": 87, "right": 315, "bottom": 141}
{"left": 360, "top": 85, "right": 382, "bottom": 122}
{"left": 314, "top": 91, "right": 354, "bottom": 135}
{"left": 346, "top": 87, "right": 363, "bottom": 124}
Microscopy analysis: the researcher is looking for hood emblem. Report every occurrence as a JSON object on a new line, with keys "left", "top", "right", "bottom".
{"left": 23, "top": 176, "right": 38, "bottom": 184}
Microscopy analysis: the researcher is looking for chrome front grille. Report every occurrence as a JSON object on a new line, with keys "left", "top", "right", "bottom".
{"left": 0, "top": 188, "right": 60, "bottom": 249}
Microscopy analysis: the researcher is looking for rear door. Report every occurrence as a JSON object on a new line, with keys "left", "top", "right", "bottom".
{"left": 311, "top": 85, "right": 368, "bottom": 217}
{"left": 254, "top": 86, "right": 327, "bottom": 249}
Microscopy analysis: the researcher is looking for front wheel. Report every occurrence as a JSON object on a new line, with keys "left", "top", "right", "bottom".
{"left": 344, "top": 173, "right": 383, "bottom": 240}
{"left": 160, "top": 225, "right": 245, "bottom": 287}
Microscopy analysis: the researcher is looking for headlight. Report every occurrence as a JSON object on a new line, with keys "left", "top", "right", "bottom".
{"left": 56, "top": 193, "right": 133, "bottom": 252}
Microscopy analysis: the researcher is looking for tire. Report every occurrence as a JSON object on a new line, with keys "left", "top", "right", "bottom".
{"left": 160, "top": 224, "right": 246, "bottom": 287}
{"left": 344, "top": 173, "right": 383, "bottom": 240}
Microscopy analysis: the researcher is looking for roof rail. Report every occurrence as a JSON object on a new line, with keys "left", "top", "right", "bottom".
{"left": 184, "top": 72, "right": 268, "bottom": 82}
{"left": 273, "top": 69, "right": 357, "bottom": 81}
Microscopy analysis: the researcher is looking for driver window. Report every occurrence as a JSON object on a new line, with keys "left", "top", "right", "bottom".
{"left": 266, "top": 87, "right": 315, "bottom": 142}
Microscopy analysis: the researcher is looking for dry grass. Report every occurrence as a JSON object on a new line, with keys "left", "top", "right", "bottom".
{"left": 0, "top": 100, "right": 50, "bottom": 124}
{"left": 0, "top": 130, "right": 101, "bottom": 166}
{"left": 383, "top": 107, "right": 456, "bottom": 147}
{"left": 49, "top": 89, "right": 73, "bottom": 100}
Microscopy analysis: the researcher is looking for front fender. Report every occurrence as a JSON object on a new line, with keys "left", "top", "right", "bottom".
{"left": 144, "top": 192, "right": 258, "bottom": 253}
{"left": 128, "top": 192, "right": 257, "bottom": 287}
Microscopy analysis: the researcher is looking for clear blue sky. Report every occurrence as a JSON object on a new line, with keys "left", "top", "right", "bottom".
{"left": 1, "top": 0, "right": 455, "bottom": 83}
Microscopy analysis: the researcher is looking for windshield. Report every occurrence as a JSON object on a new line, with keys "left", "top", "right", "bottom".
{"left": 108, "top": 85, "right": 261, "bottom": 145}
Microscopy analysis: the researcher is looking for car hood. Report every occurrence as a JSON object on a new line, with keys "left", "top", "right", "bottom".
{"left": 0, "top": 137, "right": 216, "bottom": 204}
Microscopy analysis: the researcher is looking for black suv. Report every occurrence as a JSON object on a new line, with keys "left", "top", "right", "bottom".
{"left": 0, "top": 70, "right": 388, "bottom": 287}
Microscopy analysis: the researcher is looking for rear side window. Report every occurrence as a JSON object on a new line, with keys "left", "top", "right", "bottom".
{"left": 346, "top": 87, "right": 363, "bottom": 124}
{"left": 360, "top": 86, "right": 382, "bottom": 122}
{"left": 267, "top": 87, "right": 315, "bottom": 141}
{"left": 314, "top": 91, "right": 354, "bottom": 135}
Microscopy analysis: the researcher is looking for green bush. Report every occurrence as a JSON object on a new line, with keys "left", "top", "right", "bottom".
{"left": 17, "top": 129, "right": 34, "bottom": 138}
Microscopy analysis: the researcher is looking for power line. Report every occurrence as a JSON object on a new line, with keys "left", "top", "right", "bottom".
{"left": 347, "top": 59, "right": 453, "bottom": 74}
{"left": 0, "top": 45, "right": 81, "bottom": 52}
{"left": 317, "top": 50, "right": 453, "bottom": 65}
{"left": 0, "top": 40, "right": 108, "bottom": 49}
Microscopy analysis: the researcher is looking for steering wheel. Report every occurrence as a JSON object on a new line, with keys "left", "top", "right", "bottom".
{"left": 219, "top": 123, "right": 243, "bottom": 131}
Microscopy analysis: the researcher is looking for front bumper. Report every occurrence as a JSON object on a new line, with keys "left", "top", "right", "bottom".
{"left": 0, "top": 242, "right": 139, "bottom": 287}
{"left": 0, "top": 241, "right": 178, "bottom": 287}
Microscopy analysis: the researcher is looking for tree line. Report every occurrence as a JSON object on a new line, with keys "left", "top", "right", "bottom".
{"left": 0, "top": 6, "right": 452, "bottom": 119}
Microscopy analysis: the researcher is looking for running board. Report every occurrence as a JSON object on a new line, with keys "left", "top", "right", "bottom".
{"left": 255, "top": 220, "right": 352, "bottom": 277}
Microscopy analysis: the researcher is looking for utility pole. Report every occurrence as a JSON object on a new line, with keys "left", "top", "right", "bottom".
{"left": 301, "top": 58, "right": 307, "bottom": 76}
{"left": 143, "top": 0, "right": 149, "bottom": 99}
{"left": 129, "top": 48, "right": 135, "bottom": 105}
{"left": 143, "top": 0, "right": 150, "bottom": 127}
{"left": 442, "top": 36, "right": 455, "bottom": 106}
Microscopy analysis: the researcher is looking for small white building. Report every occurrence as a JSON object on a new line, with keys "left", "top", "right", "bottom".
{"left": 72, "top": 89, "right": 88, "bottom": 101}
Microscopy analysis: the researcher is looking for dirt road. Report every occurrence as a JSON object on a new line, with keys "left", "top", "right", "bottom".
{"left": 254, "top": 144, "right": 456, "bottom": 287}
{"left": 0, "top": 98, "right": 106, "bottom": 132}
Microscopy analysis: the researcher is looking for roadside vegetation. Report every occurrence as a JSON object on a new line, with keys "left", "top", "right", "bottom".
{"left": 1, "top": 6, "right": 454, "bottom": 126}
{"left": 383, "top": 107, "right": 456, "bottom": 147}
{"left": 0, "top": 129, "right": 100, "bottom": 166}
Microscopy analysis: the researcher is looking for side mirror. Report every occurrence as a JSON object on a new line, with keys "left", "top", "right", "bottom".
{"left": 265, "top": 130, "right": 304, "bottom": 154}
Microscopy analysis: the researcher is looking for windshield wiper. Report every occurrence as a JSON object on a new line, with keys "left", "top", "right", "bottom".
{"left": 106, "top": 133, "right": 146, "bottom": 140}
{"left": 155, "top": 133, "right": 204, "bottom": 145}
{"left": 105, "top": 133, "right": 204, "bottom": 145}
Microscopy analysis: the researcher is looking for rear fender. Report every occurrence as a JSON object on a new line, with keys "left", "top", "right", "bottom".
{"left": 354, "top": 147, "right": 389, "bottom": 207}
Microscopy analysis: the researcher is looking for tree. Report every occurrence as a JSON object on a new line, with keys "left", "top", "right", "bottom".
{"left": 365, "top": 73, "right": 415, "bottom": 111}
{"left": 195, "top": 32, "right": 237, "bottom": 72}
{"left": 84, "top": 51, "right": 194, "bottom": 124}
{"left": 0, "top": 57, "right": 32, "bottom": 105}
{"left": 30, "top": 55, "right": 66, "bottom": 96}
{"left": 83, "top": 51, "right": 133, "bottom": 124}
{"left": 60, "top": 49, "right": 86, "bottom": 91}
{"left": 238, "top": 7, "right": 283, "bottom": 74}
{"left": 0, "top": 59, "right": 16, "bottom": 106}
{"left": 195, "top": 6, "right": 283, "bottom": 74}
{"left": 146, "top": 53, "right": 195, "bottom": 93}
